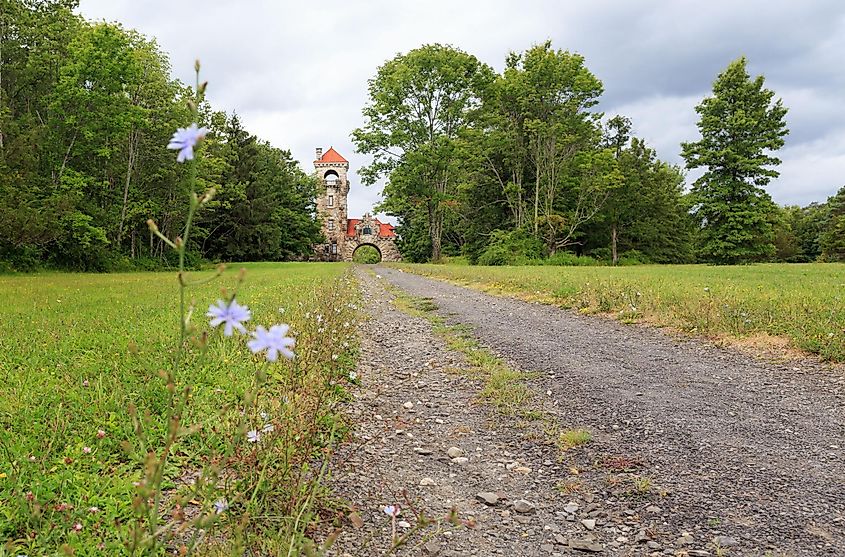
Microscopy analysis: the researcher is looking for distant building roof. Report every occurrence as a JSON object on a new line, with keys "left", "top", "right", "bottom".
{"left": 315, "top": 146, "right": 348, "bottom": 164}
{"left": 346, "top": 218, "right": 397, "bottom": 239}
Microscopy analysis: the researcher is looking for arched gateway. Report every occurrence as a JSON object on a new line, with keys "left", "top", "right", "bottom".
{"left": 312, "top": 146, "right": 401, "bottom": 262}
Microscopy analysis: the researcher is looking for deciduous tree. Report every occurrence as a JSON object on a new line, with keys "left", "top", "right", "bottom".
{"left": 353, "top": 44, "right": 494, "bottom": 261}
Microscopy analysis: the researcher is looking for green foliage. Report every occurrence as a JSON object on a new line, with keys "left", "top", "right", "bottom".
{"left": 819, "top": 186, "right": 845, "bottom": 261}
{"left": 352, "top": 244, "right": 381, "bottom": 264}
{"left": 353, "top": 44, "right": 495, "bottom": 261}
{"left": 533, "top": 252, "right": 599, "bottom": 266}
{"left": 593, "top": 130, "right": 694, "bottom": 264}
{"left": 0, "top": 2, "right": 319, "bottom": 271}
{"left": 476, "top": 228, "right": 543, "bottom": 266}
{"left": 195, "top": 116, "right": 322, "bottom": 262}
{"left": 681, "top": 57, "right": 789, "bottom": 264}
{"left": 365, "top": 42, "right": 704, "bottom": 266}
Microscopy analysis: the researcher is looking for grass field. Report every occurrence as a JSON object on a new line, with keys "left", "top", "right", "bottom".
{"left": 0, "top": 262, "right": 357, "bottom": 555}
{"left": 392, "top": 263, "right": 845, "bottom": 362}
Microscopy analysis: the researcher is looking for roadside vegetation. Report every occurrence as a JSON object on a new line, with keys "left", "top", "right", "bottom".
{"left": 0, "top": 262, "right": 359, "bottom": 554}
{"left": 392, "top": 263, "right": 845, "bottom": 362}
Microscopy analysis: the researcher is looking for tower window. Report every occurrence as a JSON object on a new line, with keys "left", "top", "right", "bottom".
{"left": 328, "top": 195, "right": 334, "bottom": 208}
{"left": 328, "top": 219, "right": 335, "bottom": 231}
{"left": 363, "top": 226, "right": 372, "bottom": 235}
{"left": 324, "top": 169, "right": 340, "bottom": 186}
{"left": 330, "top": 242, "right": 338, "bottom": 254}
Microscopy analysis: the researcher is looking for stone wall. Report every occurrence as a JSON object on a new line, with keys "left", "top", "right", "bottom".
{"left": 343, "top": 237, "right": 402, "bottom": 262}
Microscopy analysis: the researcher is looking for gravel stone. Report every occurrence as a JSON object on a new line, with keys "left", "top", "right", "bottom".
{"left": 476, "top": 492, "right": 499, "bottom": 505}
{"left": 513, "top": 499, "right": 535, "bottom": 514}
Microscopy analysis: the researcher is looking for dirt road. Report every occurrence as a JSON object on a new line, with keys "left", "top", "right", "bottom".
{"left": 329, "top": 268, "right": 845, "bottom": 556}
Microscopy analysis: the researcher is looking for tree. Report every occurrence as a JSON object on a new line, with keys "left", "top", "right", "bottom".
{"left": 681, "top": 57, "right": 789, "bottom": 264}
{"left": 0, "top": 2, "right": 321, "bottom": 270}
{"left": 470, "top": 43, "right": 615, "bottom": 256}
{"left": 790, "top": 202, "right": 827, "bottom": 261}
{"left": 820, "top": 186, "right": 845, "bottom": 261}
{"left": 353, "top": 44, "right": 494, "bottom": 261}
{"left": 595, "top": 134, "right": 693, "bottom": 264}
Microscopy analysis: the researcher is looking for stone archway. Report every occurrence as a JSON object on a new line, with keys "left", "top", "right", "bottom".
{"left": 343, "top": 236, "right": 401, "bottom": 262}
{"left": 351, "top": 243, "right": 382, "bottom": 263}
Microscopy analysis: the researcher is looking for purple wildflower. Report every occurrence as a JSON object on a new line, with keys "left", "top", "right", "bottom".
{"left": 207, "top": 299, "right": 251, "bottom": 336}
{"left": 247, "top": 324, "right": 295, "bottom": 362}
{"left": 246, "top": 429, "right": 260, "bottom": 443}
{"left": 383, "top": 505, "right": 399, "bottom": 517}
{"left": 213, "top": 499, "right": 228, "bottom": 514}
{"left": 167, "top": 123, "right": 208, "bottom": 162}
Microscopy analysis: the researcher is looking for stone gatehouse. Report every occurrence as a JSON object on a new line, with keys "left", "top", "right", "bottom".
{"left": 313, "top": 146, "right": 401, "bottom": 262}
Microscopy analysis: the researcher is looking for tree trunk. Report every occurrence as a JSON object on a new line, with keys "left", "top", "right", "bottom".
{"left": 611, "top": 223, "right": 618, "bottom": 265}
{"left": 117, "top": 128, "right": 139, "bottom": 245}
{"left": 0, "top": 22, "right": 4, "bottom": 150}
{"left": 430, "top": 205, "right": 443, "bottom": 261}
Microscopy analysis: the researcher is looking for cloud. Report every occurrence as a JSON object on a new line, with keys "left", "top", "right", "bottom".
{"left": 78, "top": 0, "right": 845, "bottom": 210}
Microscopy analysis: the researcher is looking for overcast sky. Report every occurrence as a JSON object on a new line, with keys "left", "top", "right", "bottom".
{"left": 78, "top": 0, "right": 845, "bottom": 220}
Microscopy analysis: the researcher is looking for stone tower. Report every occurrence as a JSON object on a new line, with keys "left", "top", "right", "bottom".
{"left": 314, "top": 146, "right": 349, "bottom": 261}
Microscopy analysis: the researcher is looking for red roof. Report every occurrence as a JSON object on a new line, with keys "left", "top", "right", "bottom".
{"left": 346, "top": 218, "right": 360, "bottom": 237}
{"left": 315, "top": 147, "right": 348, "bottom": 164}
{"left": 379, "top": 222, "right": 396, "bottom": 238}
{"left": 346, "top": 218, "right": 396, "bottom": 239}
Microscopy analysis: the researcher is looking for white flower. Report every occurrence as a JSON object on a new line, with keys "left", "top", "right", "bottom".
{"left": 207, "top": 299, "right": 251, "bottom": 336}
{"left": 248, "top": 324, "right": 295, "bottom": 362}
{"left": 167, "top": 123, "right": 208, "bottom": 162}
{"left": 261, "top": 423, "right": 275, "bottom": 434}
{"left": 246, "top": 429, "right": 261, "bottom": 443}
{"left": 214, "top": 499, "right": 228, "bottom": 514}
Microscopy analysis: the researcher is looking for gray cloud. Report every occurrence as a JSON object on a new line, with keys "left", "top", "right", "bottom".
{"left": 79, "top": 0, "right": 845, "bottom": 215}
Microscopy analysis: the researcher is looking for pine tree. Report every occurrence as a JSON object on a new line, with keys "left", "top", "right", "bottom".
{"left": 681, "top": 57, "right": 789, "bottom": 264}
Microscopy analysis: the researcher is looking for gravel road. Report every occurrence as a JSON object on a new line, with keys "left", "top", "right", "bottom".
{"left": 370, "top": 266, "right": 845, "bottom": 556}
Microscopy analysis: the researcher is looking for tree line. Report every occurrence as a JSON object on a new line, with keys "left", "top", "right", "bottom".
{"left": 353, "top": 42, "right": 844, "bottom": 265}
{"left": 0, "top": 0, "right": 321, "bottom": 271}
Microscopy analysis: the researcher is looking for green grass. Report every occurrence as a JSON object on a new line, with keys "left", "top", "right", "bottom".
{"left": 391, "top": 263, "right": 845, "bottom": 362}
{"left": 557, "top": 428, "right": 592, "bottom": 451}
{"left": 0, "top": 262, "right": 354, "bottom": 554}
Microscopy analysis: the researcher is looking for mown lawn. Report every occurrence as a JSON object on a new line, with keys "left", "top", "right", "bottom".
{"left": 393, "top": 263, "right": 845, "bottom": 362}
{"left": 0, "top": 262, "right": 354, "bottom": 554}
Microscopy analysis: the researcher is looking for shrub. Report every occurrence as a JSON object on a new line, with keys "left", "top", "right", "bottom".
{"left": 534, "top": 252, "right": 599, "bottom": 266}
{"left": 616, "top": 250, "right": 652, "bottom": 266}
{"left": 477, "top": 229, "right": 544, "bottom": 266}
